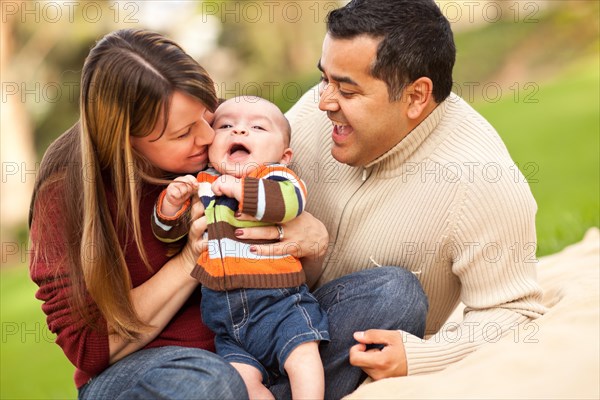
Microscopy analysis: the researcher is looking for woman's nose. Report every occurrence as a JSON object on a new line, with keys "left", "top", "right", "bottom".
{"left": 195, "top": 123, "right": 215, "bottom": 146}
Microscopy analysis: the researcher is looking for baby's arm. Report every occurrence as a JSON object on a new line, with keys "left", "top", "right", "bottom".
{"left": 161, "top": 175, "right": 199, "bottom": 216}
{"left": 151, "top": 175, "right": 197, "bottom": 243}
{"left": 240, "top": 165, "right": 307, "bottom": 223}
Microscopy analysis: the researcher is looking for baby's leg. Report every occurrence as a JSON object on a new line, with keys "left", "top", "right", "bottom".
{"left": 231, "top": 362, "right": 274, "bottom": 400}
{"left": 283, "top": 341, "right": 324, "bottom": 400}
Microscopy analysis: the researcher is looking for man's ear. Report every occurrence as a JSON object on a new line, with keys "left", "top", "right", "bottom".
{"left": 405, "top": 77, "right": 434, "bottom": 120}
{"left": 279, "top": 148, "right": 293, "bottom": 165}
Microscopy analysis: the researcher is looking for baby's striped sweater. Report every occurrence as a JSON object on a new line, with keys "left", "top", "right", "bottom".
{"left": 152, "top": 164, "right": 307, "bottom": 290}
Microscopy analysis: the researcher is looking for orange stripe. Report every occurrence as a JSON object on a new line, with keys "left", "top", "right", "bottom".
{"left": 199, "top": 253, "right": 302, "bottom": 277}
{"left": 156, "top": 190, "right": 191, "bottom": 220}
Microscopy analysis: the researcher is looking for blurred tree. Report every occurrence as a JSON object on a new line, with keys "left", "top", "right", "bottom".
{"left": 201, "top": 0, "right": 329, "bottom": 111}
{"left": 1, "top": 13, "right": 36, "bottom": 250}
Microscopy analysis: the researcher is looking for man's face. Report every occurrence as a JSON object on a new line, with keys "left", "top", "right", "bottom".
{"left": 318, "top": 33, "right": 411, "bottom": 167}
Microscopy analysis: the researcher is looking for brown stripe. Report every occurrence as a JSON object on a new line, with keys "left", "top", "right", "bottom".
{"left": 260, "top": 179, "right": 286, "bottom": 222}
{"left": 152, "top": 210, "right": 191, "bottom": 242}
{"left": 242, "top": 178, "right": 259, "bottom": 216}
{"left": 196, "top": 269, "right": 306, "bottom": 291}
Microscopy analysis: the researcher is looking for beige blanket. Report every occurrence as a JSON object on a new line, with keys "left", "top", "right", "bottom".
{"left": 347, "top": 228, "right": 600, "bottom": 399}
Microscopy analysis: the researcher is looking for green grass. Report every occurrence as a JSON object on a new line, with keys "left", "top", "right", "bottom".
{"left": 1, "top": 266, "right": 76, "bottom": 399}
{"left": 475, "top": 56, "right": 600, "bottom": 256}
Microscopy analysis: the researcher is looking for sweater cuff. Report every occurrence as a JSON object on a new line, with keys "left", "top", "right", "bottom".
{"left": 241, "top": 177, "right": 259, "bottom": 216}
{"left": 155, "top": 190, "right": 191, "bottom": 223}
{"left": 401, "top": 330, "right": 478, "bottom": 376}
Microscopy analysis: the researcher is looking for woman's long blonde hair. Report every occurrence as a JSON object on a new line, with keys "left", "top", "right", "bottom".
{"left": 29, "top": 29, "right": 217, "bottom": 339}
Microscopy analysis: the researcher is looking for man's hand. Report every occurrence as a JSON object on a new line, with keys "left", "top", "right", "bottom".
{"left": 349, "top": 329, "right": 408, "bottom": 380}
{"left": 211, "top": 174, "right": 243, "bottom": 201}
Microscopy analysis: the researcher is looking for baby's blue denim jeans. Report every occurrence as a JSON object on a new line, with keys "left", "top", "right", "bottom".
{"left": 201, "top": 284, "right": 329, "bottom": 384}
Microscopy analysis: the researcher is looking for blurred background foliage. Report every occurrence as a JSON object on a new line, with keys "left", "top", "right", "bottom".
{"left": 1, "top": 1, "right": 598, "bottom": 398}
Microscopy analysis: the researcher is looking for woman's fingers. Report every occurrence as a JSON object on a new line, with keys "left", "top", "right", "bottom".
{"left": 235, "top": 225, "right": 281, "bottom": 241}
{"left": 190, "top": 196, "right": 205, "bottom": 221}
{"left": 233, "top": 212, "right": 258, "bottom": 222}
{"left": 235, "top": 212, "right": 328, "bottom": 260}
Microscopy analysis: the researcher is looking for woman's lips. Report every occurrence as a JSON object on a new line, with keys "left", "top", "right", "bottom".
{"left": 188, "top": 150, "right": 207, "bottom": 161}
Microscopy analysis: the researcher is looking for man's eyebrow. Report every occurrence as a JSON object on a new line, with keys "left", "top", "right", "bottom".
{"left": 317, "top": 59, "right": 359, "bottom": 86}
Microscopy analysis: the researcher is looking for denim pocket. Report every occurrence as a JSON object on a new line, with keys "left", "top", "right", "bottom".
{"left": 227, "top": 289, "right": 250, "bottom": 330}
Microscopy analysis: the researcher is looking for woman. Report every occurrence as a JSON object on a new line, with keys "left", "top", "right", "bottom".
{"left": 29, "top": 29, "right": 249, "bottom": 399}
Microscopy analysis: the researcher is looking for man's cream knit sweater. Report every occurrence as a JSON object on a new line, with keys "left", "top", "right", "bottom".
{"left": 286, "top": 89, "right": 546, "bottom": 375}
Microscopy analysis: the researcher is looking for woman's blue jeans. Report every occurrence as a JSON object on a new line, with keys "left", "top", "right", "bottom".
{"left": 78, "top": 266, "right": 427, "bottom": 400}
{"left": 78, "top": 346, "right": 246, "bottom": 400}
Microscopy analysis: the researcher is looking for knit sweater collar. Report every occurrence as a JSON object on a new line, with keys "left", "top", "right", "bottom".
{"left": 363, "top": 93, "right": 454, "bottom": 177}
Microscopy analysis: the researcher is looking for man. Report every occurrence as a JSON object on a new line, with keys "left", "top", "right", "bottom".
{"left": 286, "top": 0, "right": 546, "bottom": 383}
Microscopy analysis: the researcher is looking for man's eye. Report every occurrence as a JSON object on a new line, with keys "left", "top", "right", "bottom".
{"left": 339, "top": 90, "right": 354, "bottom": 98}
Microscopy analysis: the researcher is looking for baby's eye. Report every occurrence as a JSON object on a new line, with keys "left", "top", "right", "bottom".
{"left": 252, "top": 126, "right": 266, "bottom": 131}
{"left": 217, "top": 124, "right": 232, "bottom": 129}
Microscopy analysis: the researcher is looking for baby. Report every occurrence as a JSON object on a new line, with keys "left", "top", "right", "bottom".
{"left": 152, "top": 96, "right": 329, "bottom": 399}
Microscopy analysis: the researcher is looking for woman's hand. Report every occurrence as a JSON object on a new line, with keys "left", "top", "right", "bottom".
{"left": 349, "top": 329, "right": 408, "bottom": 380}
{"left": 235, "top": 211, "right": 329, "bottom": 286}
{"left": 235, "top": 211, "right": 328, "bottom": 260}
{"left": 179, "top": 197, "right": 207, "bottom": 274}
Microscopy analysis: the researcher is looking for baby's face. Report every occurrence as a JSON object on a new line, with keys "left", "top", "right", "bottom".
{"left": 209, "top": 98, "right": 290, "bottom": 177}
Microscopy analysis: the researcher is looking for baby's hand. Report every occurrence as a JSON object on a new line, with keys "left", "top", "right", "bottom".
{"left": 211, "top": 174, "right": 243, "bottom": 200}
{"left": 162, "top": 175, "right": 198, "bottom": 216}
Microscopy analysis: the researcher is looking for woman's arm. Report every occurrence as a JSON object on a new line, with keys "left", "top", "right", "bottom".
{"left": 31, "top": 184, "right": 207, "bottom": 374}
{"left": 107, "top": 199, "right": 206, "bottom": 363}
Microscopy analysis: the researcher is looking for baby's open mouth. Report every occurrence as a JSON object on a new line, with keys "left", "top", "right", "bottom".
{"left": 228, "top": 143, "right": 250, "bottom": 157}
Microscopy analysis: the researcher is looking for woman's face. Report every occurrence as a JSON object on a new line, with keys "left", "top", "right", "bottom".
{"left": 131, "top": 91, "right": 215, "bottom": 174}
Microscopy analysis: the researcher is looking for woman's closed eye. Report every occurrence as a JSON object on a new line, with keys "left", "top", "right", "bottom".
{"left": 175, "top": 128, "right": 192, "bottom": 140}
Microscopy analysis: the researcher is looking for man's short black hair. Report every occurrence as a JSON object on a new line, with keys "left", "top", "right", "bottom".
{"left": 327, "top": 0, "right": 455, "bottom": 103}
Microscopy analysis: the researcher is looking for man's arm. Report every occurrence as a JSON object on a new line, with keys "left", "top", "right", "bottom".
{"left": 350, "top": 167, "right": 547, "bottom": 378}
